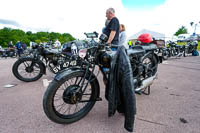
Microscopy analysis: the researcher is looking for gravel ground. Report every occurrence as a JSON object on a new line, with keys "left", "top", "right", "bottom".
{"left": 0, "top": 56, "right": 200, "bottom": 133}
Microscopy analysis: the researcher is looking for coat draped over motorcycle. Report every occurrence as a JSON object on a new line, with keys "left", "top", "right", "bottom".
{"left": 105, "top": 45, "right": 136, "bottom": 132}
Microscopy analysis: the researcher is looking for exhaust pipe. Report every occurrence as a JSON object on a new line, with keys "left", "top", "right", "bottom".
{"left": 135, "top": 73, "right": 157, "bottom": 92}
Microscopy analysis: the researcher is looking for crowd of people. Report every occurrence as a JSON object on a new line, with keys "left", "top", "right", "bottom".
{"left": 0, "top": 38, "right": 62, "bottom": 58}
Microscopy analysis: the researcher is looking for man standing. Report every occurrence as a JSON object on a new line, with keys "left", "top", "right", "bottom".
{"left": 103, "top": 8, "right": 120, "bottom": 46}
{"left": 54, "top": 39, "right": 61, "bottom": 49}
{"left": 16, "top": 41, "right": 22, "bottom": 57}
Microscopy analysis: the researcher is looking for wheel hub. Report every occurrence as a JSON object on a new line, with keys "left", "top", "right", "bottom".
{"left": 25, "top": 67, "right": 34, "bottom": 73}
{"left": 63, "top": 85, "right": 82, "bottom": 104}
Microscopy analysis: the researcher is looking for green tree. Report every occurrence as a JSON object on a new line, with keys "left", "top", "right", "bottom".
{"left": 174, "top": 26, "right": 188, "bottom": 36}
{"left": 0, "top": 27, "right": 75, "bottom": 47}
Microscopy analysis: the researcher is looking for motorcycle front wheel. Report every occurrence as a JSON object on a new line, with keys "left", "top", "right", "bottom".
{"left": 43, "top": 71, "right": 99, "bottom": 124}
{"left": 12, "top": 58, "right": 44, "bottom": 82}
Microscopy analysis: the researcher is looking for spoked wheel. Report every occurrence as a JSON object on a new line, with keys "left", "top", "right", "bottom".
{"left": 12, "top": 58, "right": 44, "bottom": 82}
{"left": 142, "top": 54, "right": 158, "bottom": 76}
{"left": 162, "top": 50, "right": 169, "bottom": 60}
{"left": 43, "top": 71, "right": 99, "bottom": 124}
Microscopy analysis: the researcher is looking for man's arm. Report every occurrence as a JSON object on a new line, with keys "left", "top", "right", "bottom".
{"left": 107, "top": 30, "right": 116, "bottom": 45}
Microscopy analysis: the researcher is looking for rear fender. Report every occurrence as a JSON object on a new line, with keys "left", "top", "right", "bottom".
{"left": 19, "top": 57, "right": 46, "bottom": 74}
{"left": 140, "top": 52, "right": 161, "bottom": 64}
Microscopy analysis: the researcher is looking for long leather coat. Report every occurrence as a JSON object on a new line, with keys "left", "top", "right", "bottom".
{"left": 105, "top": 45, "right": 136, "bottom": 132}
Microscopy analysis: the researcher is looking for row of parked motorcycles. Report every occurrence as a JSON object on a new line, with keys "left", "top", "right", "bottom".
{"left": 11, "top": 32, "right": 198, "bottom": 132}
{"left": 0, "top": 47, "right": 17, "bottom": 58}
{"left": 0, "top": 46, "right": 31, "bottom": 58}
{"left": 156, "top": 40, "right": 198, "bottom": 60}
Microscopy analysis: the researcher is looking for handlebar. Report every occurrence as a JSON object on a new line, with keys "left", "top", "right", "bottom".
{"left": 84, "top": 32, "right": 99, "bottom": 38}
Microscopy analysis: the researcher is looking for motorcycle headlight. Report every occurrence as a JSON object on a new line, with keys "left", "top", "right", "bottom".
{"left": 99, "top": 33, "right": 108, "bottom": 43}
{"left": 79, "top": 49, "right": 87, "bottom": 59}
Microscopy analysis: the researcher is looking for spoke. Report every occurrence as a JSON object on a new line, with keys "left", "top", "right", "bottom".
{"left": 57, "top": 102, "right": 66, "bottom": 113}
{"left": 32, "top": 71, "right": 39, "bottom": 74}
{"left": 54, "top": 97, "right": 62, "bottom": 101}
{"left": 54, "top": 94, "right": 63, "bottom": 99}
{"left": 74, "top": 77, "right": 79, "bottom": 84}
{"left": 33, "top": 69, "right": 40, "bottom": 72}
{"left": 74, "top": 103, "right": 80, "bottom": 112}
{"left": 23, "top": 61, "right": 29, "bottom": 67}
{"left": 55, "top": 102, "right": 65, "bottom": 108}
{"left": 58, "top": 85, "right": 66, "bottom": 91}
{"left": 77, "top": 77, "right": 83, "bottom": 86}
{"left": 67, "top": 104, "right": 73, "bottom": 114}
{"left": 63, "top": 104, "right": 71, "bottom": 114}
{"left": 64, "top": 81, "right": 70, "bottom": 88}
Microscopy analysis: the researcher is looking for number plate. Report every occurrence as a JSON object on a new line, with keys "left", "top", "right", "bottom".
{"left": 52, "top": 60, "right": 77, "bottom": 73}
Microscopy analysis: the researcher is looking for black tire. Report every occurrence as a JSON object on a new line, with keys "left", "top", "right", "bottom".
{"left": 43, "top": 71, "right": 99, "bottom": 124}
{"left": 141, "top": 54, "right": 158, "bottom": 76}
{"left": 184, "top": 49, "right": 187, "bottom": 57}
{"left": 12, "top": 58, "right": 44, "bottom": 82}
{"left": 162, "top": 50, "right": 169, "bottom": 60}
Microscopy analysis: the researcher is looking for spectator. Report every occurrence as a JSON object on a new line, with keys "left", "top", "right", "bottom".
{"left": 54, "top": 39, "right": 61, "bottom": 48}
{"left": 8, "top": 41, "right": 14, "bottom": 48}
{"left": 118, "top": 24, "right": 128, "bottom": 49}
{"left": 22, "top": 43, "right": 27, "bottom": 50}
{"left": 16, "top": 41, "right": 23, "bottom": 57}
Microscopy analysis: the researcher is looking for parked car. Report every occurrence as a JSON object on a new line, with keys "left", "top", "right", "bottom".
{"left": 177, "top": 34, "right": 190, "bottom": 42}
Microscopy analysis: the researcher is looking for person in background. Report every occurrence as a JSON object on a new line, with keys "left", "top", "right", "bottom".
{"left": 128, "top": 40, "right": 133, "bottom": 48}
{"left": 22, "top": 43, "right": 27, "bottom": 50}
{"left": 54, "top": 39, "right": 61, "bottom": 49}
{"left": 8, "top": 41, "right": 14, "bottom": 48}
{"left": 118, "top": 24, "right": 128, "bottom": 49}
{"left": 16, "top": 41, "right": 23, "bottom": 57}
{"left": 8, "top": 41, "right": 15, "bottom": 51}
{"left": 102, "top": 19, "right": 110, "bottom": 33}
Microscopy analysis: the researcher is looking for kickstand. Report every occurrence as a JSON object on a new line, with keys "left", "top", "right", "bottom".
{"left": 142, "top": 86, "right": 151, "bottom": 95}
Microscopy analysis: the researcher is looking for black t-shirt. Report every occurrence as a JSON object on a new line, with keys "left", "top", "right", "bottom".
{"left": 103, "top": 17, "right": 120, "bottom": 44}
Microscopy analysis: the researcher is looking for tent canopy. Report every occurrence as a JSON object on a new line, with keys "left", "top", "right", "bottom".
{"left": 128, "top": 29, "right": 165, "bottom": 41}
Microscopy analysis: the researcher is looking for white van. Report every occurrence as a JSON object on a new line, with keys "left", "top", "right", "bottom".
{"left": 177, "top": 34, "right": 190, "bottom": 42}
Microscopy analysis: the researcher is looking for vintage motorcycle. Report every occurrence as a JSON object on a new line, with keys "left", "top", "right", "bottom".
{"left": 42, "top": 32, "right": 160, "bottom": 127}
{"left": 12, "top": 43, "right": 77, "bottom": 82}
{"left": 165, "top": 40, "right": 185, "bottom": 58}
{"left": 0, "top": 47, "right": 17, "bottom": 58}
{"left": 184, "top": 40, "right": 198, "bottom": 56}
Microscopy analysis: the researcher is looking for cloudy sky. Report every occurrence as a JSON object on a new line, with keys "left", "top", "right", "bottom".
{"left": 0, "top": 0, "right": 199, "bottom": 39}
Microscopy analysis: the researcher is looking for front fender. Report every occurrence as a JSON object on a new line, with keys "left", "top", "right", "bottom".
{"left": 54, "top": 68, "right": 100, "bottom": 98}
{"left": 54, "top": 67, "right": 81, "bottom": 81}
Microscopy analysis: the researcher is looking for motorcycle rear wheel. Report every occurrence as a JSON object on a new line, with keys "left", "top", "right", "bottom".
{"left": 162, "top": 50, "right": 169, "bottom": 60}
{"left": 141, "top": 54, "right": 158, "bottom": 76}
{"left": 12, "top": 58, "right": 44, "bottom": 82}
